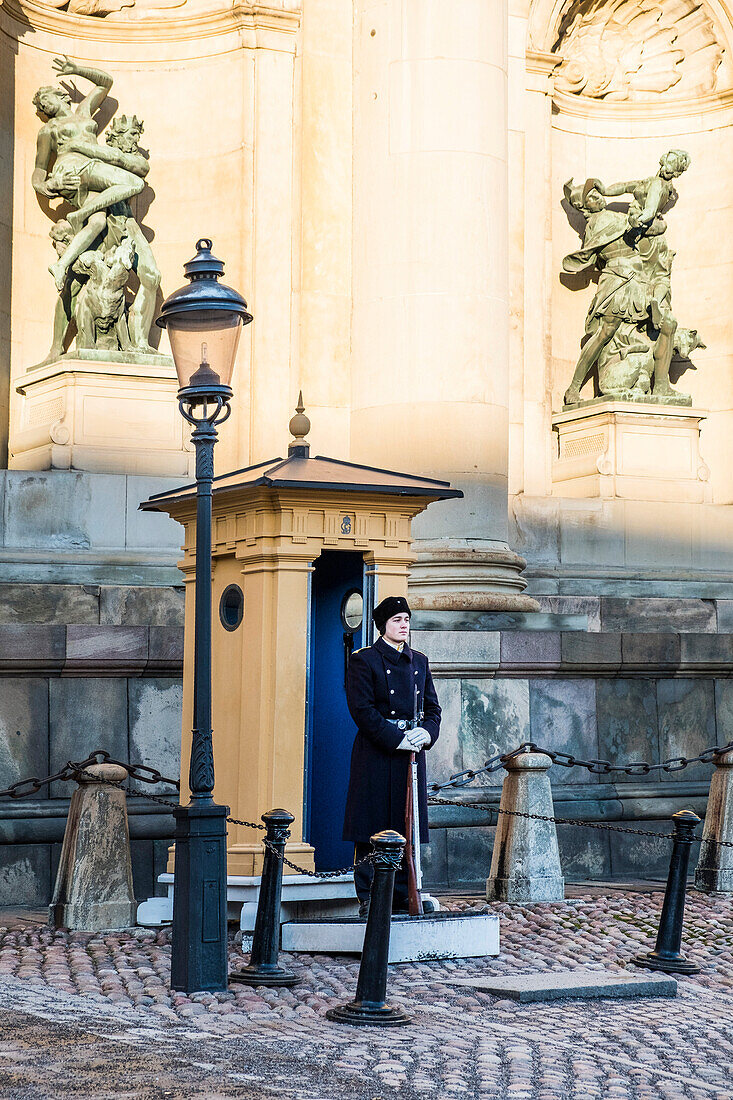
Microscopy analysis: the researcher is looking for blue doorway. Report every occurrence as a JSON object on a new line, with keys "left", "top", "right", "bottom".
{"left": 306, "top": 550, "right": 368, "bottom": 872}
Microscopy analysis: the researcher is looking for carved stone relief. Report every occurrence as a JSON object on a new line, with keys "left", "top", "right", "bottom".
{"left": 561, "top": 151, "right": 704, "bottom": 407}
{"left": 34, "top": 0, "right": 184, "bottom": 16}
{"left": 553, "top": 0, "right": 723, "bottom": 100}
{"left": 32, "top": 58, "right": 164, "bottom": 360}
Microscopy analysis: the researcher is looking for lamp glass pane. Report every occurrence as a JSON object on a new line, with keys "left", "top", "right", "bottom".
{"left": 166, "top": 310, "right": 243, "bottom": 389}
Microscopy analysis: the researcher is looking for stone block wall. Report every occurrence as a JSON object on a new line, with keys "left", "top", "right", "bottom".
{"left": 0, "top": 623, "right": 183, "bottom": 906}
{"left": 416, "top": 627, "right": 727, "bottom": 891}
{"left": 0, "top": 595, "right": 729, "bottom": 904}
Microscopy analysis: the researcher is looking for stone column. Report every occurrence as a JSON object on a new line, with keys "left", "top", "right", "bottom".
{"left": 695, "top": 750, "right": 733, "bottom": 892}
{"left": 486, "top": 752, "right": 564, "bottom": 902}
{"left": 50, "top": 763, "right": 136, "bottom": 932}
{"left": 296, "top": 0, "right": 352, "bottom": 457}
{"left": 351, "top": 0, "right": 536, "bottom": 611}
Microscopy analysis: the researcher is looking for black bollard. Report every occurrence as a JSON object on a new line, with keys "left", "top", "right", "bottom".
{"left": 633, "top": 808, "right": 701, "bottom": 975}
{"left": 326, "top": 830, "right": 411, "bottom": 1026}
{"left": 230, "top": 808, "right": 301, "bottom": 987}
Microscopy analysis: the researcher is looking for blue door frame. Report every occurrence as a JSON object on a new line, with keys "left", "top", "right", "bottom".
{"left": 304, "top": 550, "right": 370, "bottom": 871}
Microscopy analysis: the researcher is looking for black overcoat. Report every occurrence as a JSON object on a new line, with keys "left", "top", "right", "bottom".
{"left": 342, "top": 637, "right": 441, "bottom": 844}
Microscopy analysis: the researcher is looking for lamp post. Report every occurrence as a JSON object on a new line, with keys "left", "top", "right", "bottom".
{"left": 157, "top": 239, "right": 253, "bottom": 992}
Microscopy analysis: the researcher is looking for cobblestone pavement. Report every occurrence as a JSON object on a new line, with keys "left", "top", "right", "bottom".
{"left": 0, "top": 889, "right": 730, "bottom": 1099}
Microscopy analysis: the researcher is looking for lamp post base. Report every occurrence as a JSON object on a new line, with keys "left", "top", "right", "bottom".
{"left": 230, "top": 964, "right": 300, "bottom": 987}
{"left": 170, "top": 802, "right": 229, "bottom": 993}
{"left": 325, "top": 1001, "right": 411, "bottom": 1027}
{"left": 632, "top": 952, "right": 701, "bottom": 975}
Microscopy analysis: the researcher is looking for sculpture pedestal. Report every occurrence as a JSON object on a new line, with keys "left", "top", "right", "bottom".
{"left": 552, "top": 400, "right": 711, "bottom": 503}
{"left": 11, "top": 353, "right": 194, "bottom": 477}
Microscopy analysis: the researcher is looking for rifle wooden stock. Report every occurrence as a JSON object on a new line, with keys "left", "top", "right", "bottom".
{"left": 404, "top": 752, "right": 424, "bottom": 916}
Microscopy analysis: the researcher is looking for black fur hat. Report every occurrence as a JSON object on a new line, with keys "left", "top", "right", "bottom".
{"left": 373, "top": 596, "right": 411, "bottom": 634}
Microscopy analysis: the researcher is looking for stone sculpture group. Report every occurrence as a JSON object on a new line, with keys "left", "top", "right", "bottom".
{"left": 32, "top": 56, "right": 161, "bottom": 362}
{"left": 562, "top": 149, "right": 703, "bottom": 407}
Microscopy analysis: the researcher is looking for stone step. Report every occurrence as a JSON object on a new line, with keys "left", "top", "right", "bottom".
{"left": 281, "top": 911, "right": 499, "bottom": 964}
{"left": 447, "top": 969, "right": 677, "bottom": 1002}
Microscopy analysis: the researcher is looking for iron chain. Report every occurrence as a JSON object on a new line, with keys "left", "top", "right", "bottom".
{"left": 74, "top": 782, "right": 374, "bottom": 880}
{"left": 80, "top": 768, "right": 733, "bottom": 854}
{"left": 0, "top": 750, "right": 179, "bottom": 801}
{"left": 428, "top": 794, "right": 733, "bottom": 848}
{"left": 226, "top": 816, "right": 373, "bottom": 878}
{"left": 430, "top": 739, "right": 733, "bottom": 791}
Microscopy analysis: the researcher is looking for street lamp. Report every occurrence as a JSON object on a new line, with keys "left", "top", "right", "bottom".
{"left": 157, "top": 239, "right": 253, "bottom": 992}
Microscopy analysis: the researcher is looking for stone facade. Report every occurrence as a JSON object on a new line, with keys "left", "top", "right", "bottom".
{"left": 2, "top": 0, "right": 733, "bottom": 901}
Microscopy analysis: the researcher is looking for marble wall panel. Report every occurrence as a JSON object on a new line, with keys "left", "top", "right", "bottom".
{"left": 596, "top": 679, "right": 659, "bottom": 783}
{"left": 601, "top": 598, "right": 716, "bottom": 634}
{"left": 609, "top": 823, "right": 699, "bottom": 881}
{"left": 4, "top": 472, "right": 126, "bottom": 550}
{"left": 445, "top": 826, "right": 495, "bottom": 888}
{"left": 48, "top": 679, "right": 128, "bottom": 796}
{"left": 556, "top": 824, "right": 611, "bottom": 881}
{"left": 128, "top": 678, "right": 182, "bottom": 793}
{"left": 100, "top": 587, "right": 184, "bottom": 627}
{"left": 0, "top": 584, "right": 99, "bottom": 625}
{"left": 0, "top": 845, "right": 49, "bottom": 907}
{"left": 657, "top": 680, "right": 717, "bottom": 785}
{"left": 716, "top": 601, "right": 733, "bottom": 632}
{"left": 426, "top": 678, "right": 463, "bottom": 793}
{"left": 0, "top": 678, "right": 48, "bottom": 789}
{"left": 536, "top": 596, "right": 601, "bottom": 632}
{"left": 715, "top": 680, "right": 733, "bottom": 746}
{"left": 529, "top": 679, "right": 598, "bottom": 784}
{"left": 422, "top": 827, "right": 448, "bottom": 891}
{"left": 460, "top": 679, "right": 530, "bottom": 788}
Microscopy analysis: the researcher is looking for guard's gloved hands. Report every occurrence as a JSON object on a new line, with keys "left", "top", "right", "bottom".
{"left": 407, "top": 727, "right": 431, "bottom": 750}
{"left": 396, "top": 735, "right": 416, "bottom": 752}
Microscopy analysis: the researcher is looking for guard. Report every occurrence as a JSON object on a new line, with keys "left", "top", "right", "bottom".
{"left": 343, "top": 596, "right": 441, "bottom": 915}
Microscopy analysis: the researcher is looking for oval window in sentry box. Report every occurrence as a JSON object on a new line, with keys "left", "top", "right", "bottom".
{"left": 219, "top": 584, "right": 244, "bottom": 631}
{"left": 340, "top": 588, "right": 363, "bottom": 633}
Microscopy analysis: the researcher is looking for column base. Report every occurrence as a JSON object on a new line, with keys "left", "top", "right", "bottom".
{"left": 325, "top": 1001, "right": 411, "bottom": 1027}
{"left": 169, "top": 803, "right": 229, "bottom": 994}
{"left": 632, "top": 952, "right": 700, "bottom": 975}
{"left": 408, "top": 541, "right": 539, "bottom": 613}
{"left": 230, "top": 963, "right": 301, "bottom": 987}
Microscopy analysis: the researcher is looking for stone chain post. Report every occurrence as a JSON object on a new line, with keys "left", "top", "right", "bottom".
{"left": 695, "top": 749, "right": 733, "bottom": 893}
{"left": 50, "top": 763, "right": 136, "bottom": 932}
{"left": 486, "top": 752, "right": 564, "bottom": 902}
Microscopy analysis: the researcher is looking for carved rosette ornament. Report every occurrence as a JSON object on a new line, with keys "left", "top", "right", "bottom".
{"left": 553, "top": 0, "right": 724, "bottom": 100}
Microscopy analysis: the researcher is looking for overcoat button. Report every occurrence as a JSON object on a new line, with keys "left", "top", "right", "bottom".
{"left": 391, "top": 711, "right": 395, "bottom": 715}
{"left": 390, "top": 689, "right": 394, "bottom": 694}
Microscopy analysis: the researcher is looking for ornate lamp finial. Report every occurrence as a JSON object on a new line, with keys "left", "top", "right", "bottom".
{"left": 288, "top": 391, "right": 311, "bottom": 456}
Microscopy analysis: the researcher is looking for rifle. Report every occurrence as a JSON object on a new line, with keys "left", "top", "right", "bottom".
{"left": 404, "top": 684, "right": 424, "bottom": 917}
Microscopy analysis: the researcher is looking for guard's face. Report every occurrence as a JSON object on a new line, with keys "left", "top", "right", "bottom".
{"left": 383, "top": 612, "right": 410, "bottom": 644}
